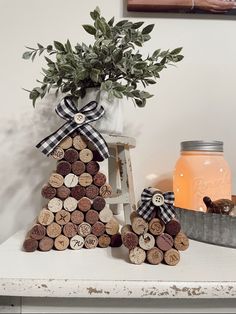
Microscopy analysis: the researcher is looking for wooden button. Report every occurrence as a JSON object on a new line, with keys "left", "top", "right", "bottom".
{"left": 93, "top": 172, "right": 107, "bottom": 187}
{"left": 71, "top": 185, "right": 86, "bottom": 200}
{"left": 86, "top": 161, "right": 100, "bottom": 175}
{"left": 156, "top": 233, "right": 174, "bottom": 252}
{"left": 98, "top": 206, "right": 113, "bottom": 223}
{"left": 78, "top": 222, "right": 92, "bottom": 237}
{"left": 70, "top": 235, "right": 84, "bottom": 250}
{"left": 63, "top": 222, "right": 77, "bottom": 238}
{"left": 93, "top": 197, "right": 106, "bottom": 211}
{"left": 48, "top": 173, "right": 64, "bottom": 188}
{"left": 59, "top": 136, "right": 73, "bottom": 149}
{"left": 174, "top": 232, "right": 189, "bottom": 251}
{"left": 98, "top": 234, "right": 111, "bottom": 248}
{"left": 147, "top": 247, "right": 163, "bottom": 265}
{"left": 139, "top": 233, "right": 155, "bottom": 251}
{"left": 54, "top": 235, "right": 69, "bottom": 251}
{"left": 164, "top": 248, "right": 180, "bottom": 266}
{"left": 85, "top": 210, "right": 99, "bottom": 225}
{"left": 41, "top": 185, "right": 56, "bottom": 199}
{"left": 74, "top": 112, "right": 85, "bottom": 124}
{"left": 110, "top": 233, "right": 122, "bottom": 247}
{"left": 84, "top": 234, "right": 98, "bottom": 249}
{"left": 86, "top": 184, "right": 99, "bottom": 199}
{"left": 105, "top": 218, "right": 120, "bottom": 235}
{"left": 29, "top": 224, "right": 46, "bottom": 240}
{"left": 48, "top": 197, "right": 63, "bottom": 213}
{"left": 38, "top": 209, "right": 54, "bottom": 226}
{"left": 131, "top": 217, "right": 148, "bottom": 235}
{"left": 47, "top": 222, "right": 62, "bottom": 238}
{"left": 100, "top": 184, "right": 112, "bottom": 198}
{"left": 79, "top": 149, "right": 93, "bottom": 163}
{"left": 56, "top": 161, "right": 71, "bottom": 176}
{"left": 23, "top": 238, "right": 38, "bottom": 252}
{"left": 39, "top": 237, "right": 54, "bottom": 252}
{"left": 64, "top": 174, "right": 79, "bottom": 188}
{"left": 129, "top": 247, "right": 146, "bottom": 265}
{"left": 56, "top": 186, "right": 70, "bottom": 200}
{"left": 152, "top": 192, "right": 165, "bottom": 206}
{"left": 91, "top": 221, "right": 105, "bottom": 237}
{"left": 55, "top": 210, "right": 71, "bottom": 225}
{"left": 73, "top": 135, "right": 87, "bottom": 150}
{"left": 78, "top": 197, "right": 92, "bottom": 212}
{"left": 78, "top": 173, "right": 93, "bottom": 187}
{"left": 165, "top": 219, "right": 181, "bottom": 236}
{"left": 148, "top": 218, "right": 165, "bottom": 236}
{"left": 51, "top": 146, "right": 64, "bottom": 160}
{"left": 72, "top": 161, "right": 86, "bottom": 176}
{"left": 70, "top": 210, "right": 84, "bottom": 225}
{"left": 64, "top": 148, "right": 79, "bottom": 163}
{"left": 64, "top": 197, "right": 78, "bottom": 212}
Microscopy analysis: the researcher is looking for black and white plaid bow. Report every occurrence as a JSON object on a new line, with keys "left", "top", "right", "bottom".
{"left": 137, "top": 188, "right": 176, "bottom": 223}
{"left": 36, "top": 97, "right": 110, "bottom": 160}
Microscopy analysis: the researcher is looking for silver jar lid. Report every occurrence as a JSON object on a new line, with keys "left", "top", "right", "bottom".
{"left": 181, "top": 140, "right": 223, "bottom": 152}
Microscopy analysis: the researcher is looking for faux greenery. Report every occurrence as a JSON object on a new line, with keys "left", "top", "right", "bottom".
{"left": 23, "top": 7, "right": 183, "bottom": 107}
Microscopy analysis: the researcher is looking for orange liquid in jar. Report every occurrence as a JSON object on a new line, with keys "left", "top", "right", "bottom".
{"left": 173, "top": 143, "right": 232, "bottom": 211}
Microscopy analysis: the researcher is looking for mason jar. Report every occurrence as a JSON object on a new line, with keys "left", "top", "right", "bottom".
{"left": 173, "top": 141, "right": 232, "bottom": 211}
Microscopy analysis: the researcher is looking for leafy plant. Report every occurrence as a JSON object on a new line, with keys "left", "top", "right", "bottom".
{"left": 23, "top": 7, "right": 183, "bottom": 107}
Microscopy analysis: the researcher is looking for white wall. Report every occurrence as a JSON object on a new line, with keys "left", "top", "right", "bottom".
{"left": 0, "top": 0, "right": 235, "bottom": 243}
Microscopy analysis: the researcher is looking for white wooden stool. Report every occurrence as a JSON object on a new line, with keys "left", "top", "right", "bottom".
{"left": 102, "top": 134, "right": 136, "bottom": 224}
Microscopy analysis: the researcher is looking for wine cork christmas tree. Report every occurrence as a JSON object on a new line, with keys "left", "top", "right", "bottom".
{"left": 23, "top": 131, "right": 122, "bottom": 252}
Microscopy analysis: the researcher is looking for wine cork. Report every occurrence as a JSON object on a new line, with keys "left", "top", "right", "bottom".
{"left": 148, "top": 218, "right": 165, "bottom": 236}
{"left": 98, "top": 234, "right": 111, "bottom": 248}
{"left": 91, "top": 221, "right": 105, "bottom": 237}
{"left": 105, "top": 218, "right": 120, "bottom": 235}
{"left": 165, "top": 219, "right": 181, "bottom": 236}
{"left": 122, "top": 229, "right": 139, "bottom": 250}
{"left": 87, "top": 141, "right": 97, "bottom": 151}
{"left": 47, "top": 222, "right": 62, "bottom": 238}
{"left": 59, "top": 136, "right": 73, "bottom": 150}
{"left": 93, "top": 172, "right": 107, "bottom": 187}
{"left": 48, "top": 197, "right": 63, "bottom": 213}
{"left": 174, "top": 232, "right": 189, "bottom": 251}
{"left": 71, "top": 185, "right": 86, "bottom": 200}
{"left": 92, "top": 150, "right": 104, "bottom": 162}
{"left": 110, "top": 233, "right": 122, "bottom": 247}
{"left": 70, "top": 235, "right": 85, "bottom": 250}
{"left": 29, "top": 224, "right": 46, "bottom": 240}
{"left": 164, "top": 248, "right": 180, "bottom": 266}
{"left": 156, "top": 233, "right": 174, "bottom": 252}
{"left": 78, "top": 222, "right": 92, "bottom": 237}
{"left": 48, "top": 173, "right": 64, "bottom": 188}
{"left": 23, "top": 238, "right": 38, "bottom": 252}
{"left": 86, "top": 161, "right": 100, "bottom": 175}
{"left": 139, "top": 233, "right": 155, "bottom": 251}
{"left": 38, "top": 209, "right": 54, "bottom": 226}
{"left": 51, "top": 146, "right": 64, "bottom": 160}
{"left": 98, "top": 206, "right": 113, "bottom": 223}
{"left": 64, "top": 148, "right": 79, "bottom": 163}
{"left": 73, "top": 135, "right": 87, "bottom": 150}
{"left": 64, "top": 197, "right": 78, "bottom": 212}
{"left": 85, "top": 210, "right": 99, "bottom": 225}
{"left": 70, "top": 210, "right": 84, "bottom": 225}
{"left": 130, "top": 211, "right": 139, "bottom": 221}
{"left": 100, "top": 184, "right": 112, "bottom": 198}
{"left": 54, "top": 235, "right": 69, "bottom": 251}
{"left": 84, "top": 234, "right": 98, "bottom": 249}
{"left": 72, "top": 161, "right": 86, "bottom": 176}
{"left": 129, "top": 247, "right": 146, "bottom": 265}
{"left": 39, "top": 236, "right": 54, "bottom": 252}
{"left": 56, "top": 186, "right": 70, "bottom": 200}
{"left": 78, "top": 173, "right": 93, "bottom": 187}
{"left": 63, "top": 222, "right": 78, "bottom": 238}
{"left": 131, "top": 216, "right": 148, "bottom": 235}
{"left": 79, "top": 149, "right": 93, "bottom": 163}
{"left": 64, "top": 173, "right": 79, "bottom": 188}
{"left": 56, "top": 161, "right": 71, "bottom": 176}
{"left": 147, "top": 247, "right": 164, "bottom": 265}
{"left": 41, "top": 185, "right": 56, "bottom": 199}
{"left": 55, "top": 210, "right": 71, "bottom": 225}
{"left": 93, "top": 196, "right": 106, "bottom": 212}
{"left": 78, "top": 197, "right": 92, "bottom": 212}
{"left": 86, "top": 184, "right": 99, "bottom": 199}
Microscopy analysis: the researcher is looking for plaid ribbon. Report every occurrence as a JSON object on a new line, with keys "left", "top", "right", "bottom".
{"left": 137, "top": 188, "right": 176, "bottom": 223}
{"left": 36, "top": 97, "right": 110, "bottom": 160}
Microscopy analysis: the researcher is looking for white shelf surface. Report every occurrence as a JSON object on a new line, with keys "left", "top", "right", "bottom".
{"left": 0, "top": 228, "right": 236, "bottom": 299}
